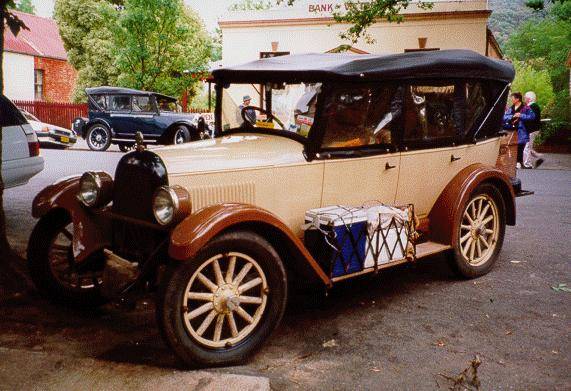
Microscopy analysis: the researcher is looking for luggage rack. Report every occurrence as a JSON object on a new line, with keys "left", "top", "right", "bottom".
{"left": 304, "top": 204, "right": 450, "bottom": 283}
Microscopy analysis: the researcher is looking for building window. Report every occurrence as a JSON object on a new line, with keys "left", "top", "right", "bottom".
{"left": 34, "top": 69, "right": 44, "bottom": 101}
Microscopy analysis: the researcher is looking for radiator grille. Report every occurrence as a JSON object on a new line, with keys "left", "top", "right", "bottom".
{"left": 189, "top": 182, "right": 256, "bottom": 210}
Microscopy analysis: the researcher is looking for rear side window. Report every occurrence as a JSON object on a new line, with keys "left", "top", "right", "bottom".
{"left": 132, "top": 95, "right": 154, "bottom": 112}
{"left": 0, "top": 95, "right": 27, "bottom": 127}
{"left": 320, "top": 84, "right": 403, "bottom": 150}
{"left": 403, "top": 84, "right": 462, "bottom": 145}
{"left": 109, "top": 95, "right": 131, "bottom": 112}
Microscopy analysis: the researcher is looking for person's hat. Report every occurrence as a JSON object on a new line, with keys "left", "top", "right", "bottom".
{"left": 243, "top": 95, "right": 252, "bottom": 102}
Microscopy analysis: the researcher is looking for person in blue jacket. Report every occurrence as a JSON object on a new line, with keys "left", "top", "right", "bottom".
{"left": 503, "top": 92, "right": 536, "bottom": 168}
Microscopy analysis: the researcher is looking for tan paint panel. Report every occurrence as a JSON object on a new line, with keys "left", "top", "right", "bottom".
{"left": 396, "top": 138, "right": 500, "bottom": 216}
{"left": 322, "top": 153, "right": 400, "bottom": 207}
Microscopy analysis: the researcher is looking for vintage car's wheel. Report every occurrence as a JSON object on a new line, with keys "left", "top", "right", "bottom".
{"left": 27, "top": 211, "right": 107, "bottom": 307}
{"left": 449, "top": 183, "right": 506, "bottom": 278}
{"left": 173, "top": 126, "right": 191, "bottom": 145}
{"left": 157, "top": 231, "right": 287, "bottom": 367}
{"left": 118, "top": 143, "right": 133, "bottom": 153}
{"left": 86, "top": 124, "right": 112, "bottom": 152}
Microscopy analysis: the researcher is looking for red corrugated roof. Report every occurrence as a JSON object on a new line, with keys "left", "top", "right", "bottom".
{"left": 3, "top": 10, "right": 68, "bottom": 60}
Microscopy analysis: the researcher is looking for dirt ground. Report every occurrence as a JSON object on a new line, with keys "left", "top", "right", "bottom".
{"left": 0, "top": 166, "right": 569, "bottom": 390}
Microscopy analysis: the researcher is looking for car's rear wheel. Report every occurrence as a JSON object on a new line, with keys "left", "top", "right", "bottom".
{"left": 27, "top": 211, "right": 107, "bottom": 307}
{"left": 449, "top": 183, "right": 506, "bottom": 278}
{"left": 157, "top": 231, "right": 287, "bottom": 367}
{"left": 86, "top": 124, "right": 112, "bottom": 152}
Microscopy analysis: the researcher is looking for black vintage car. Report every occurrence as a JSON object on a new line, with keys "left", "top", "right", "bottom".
{"left": 73, "top": 87, "right": 210, "bottom": 152}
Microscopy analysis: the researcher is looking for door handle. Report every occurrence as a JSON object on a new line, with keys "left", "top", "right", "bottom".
{"left": 385, "top": 162, "right": 396, "bottom": 170}
{"left": 451, "top": 155, "right": 461, "bottom": 162}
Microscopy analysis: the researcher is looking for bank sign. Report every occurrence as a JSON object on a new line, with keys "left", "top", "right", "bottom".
{"left": 307, "top": 1, "right": 370, "bottom": 15}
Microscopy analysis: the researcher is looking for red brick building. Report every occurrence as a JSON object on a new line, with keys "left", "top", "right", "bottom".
{"left": 3, "top": 10, "right": 76, "bottom": 102}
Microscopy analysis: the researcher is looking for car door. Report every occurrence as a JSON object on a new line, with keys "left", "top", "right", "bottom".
{"left": 130, "top": 94, "right": 159, "bottom": 137}
{"left": 319, "top": 84, "right": 402, "bottom": 207}
{"left": 108, "top": 95, "right": 133, "bottom": 136}
{"left": 395, "top": 82, "right": 467, "bottom": 217}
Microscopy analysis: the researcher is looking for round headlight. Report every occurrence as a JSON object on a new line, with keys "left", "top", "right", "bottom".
{"left": 78, "top": 171, "right": 113, "bottom": 208}
{"left": 152, "top": 185, "right": 192, "bottom": 226}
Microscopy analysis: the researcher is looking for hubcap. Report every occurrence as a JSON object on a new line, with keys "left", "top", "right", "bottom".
{"left": 90, "top": 127, "right": 108, "bottom": 149}
{"left": 459, "top": 195, "right": 499, "bottom": 266}
{"left": 182, "top": 252, "right": 268, "bottom": 348}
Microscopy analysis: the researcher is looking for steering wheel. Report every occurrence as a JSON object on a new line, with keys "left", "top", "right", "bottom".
{"left": 241, "top": 106, "right": 285, "bottom": 130}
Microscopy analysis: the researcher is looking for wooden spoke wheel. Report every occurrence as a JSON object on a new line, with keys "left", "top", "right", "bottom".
{"left": 450, "top": 184, "right": 506, "bottom": 278}
{"left": 157, "top": 231, "right": 287, "bottom": 367}
{"left": 182, "top": 252, "right": 268, "bottom": 348}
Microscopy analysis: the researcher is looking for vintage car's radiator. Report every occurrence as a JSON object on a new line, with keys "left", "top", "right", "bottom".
{"left": 188, "top": 182, "right": 256, "bottom": 210}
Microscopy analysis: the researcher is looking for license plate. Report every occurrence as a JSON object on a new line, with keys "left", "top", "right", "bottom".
{"left": 61, "top": 136, "right": 70, "bottom": 143}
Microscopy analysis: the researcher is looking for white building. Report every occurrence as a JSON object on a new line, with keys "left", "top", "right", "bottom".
{"left": 219, "top": 0, "right": 502, "bottom": 68}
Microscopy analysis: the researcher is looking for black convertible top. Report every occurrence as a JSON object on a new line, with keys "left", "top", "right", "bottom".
{"left": 213, "top": 50, "right": 515, "bottom": 84}
{"left": 86, "top": 86, "right": 176, "bottom": 101}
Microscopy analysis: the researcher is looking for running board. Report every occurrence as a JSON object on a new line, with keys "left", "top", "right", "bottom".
{"left": 516, "top": 190, "right": 534, "bottom": 197}
{"left": 330, "top": 241, "right": 451, "bottom": 283}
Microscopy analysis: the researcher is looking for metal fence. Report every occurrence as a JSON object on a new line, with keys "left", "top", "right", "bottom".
{"left": 14, "top": 100, "right": 87, "bottom": 129}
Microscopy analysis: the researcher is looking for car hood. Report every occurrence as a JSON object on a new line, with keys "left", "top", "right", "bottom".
{"left": 154, "top": 133, "right": 307, "bottom": 175}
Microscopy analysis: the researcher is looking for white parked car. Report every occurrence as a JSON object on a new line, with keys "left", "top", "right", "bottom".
{"left": 20, "top": 109, "right": 77, "bottom": 149}
{"left": 1, "top": 96, "right": 44, "bottom": 188}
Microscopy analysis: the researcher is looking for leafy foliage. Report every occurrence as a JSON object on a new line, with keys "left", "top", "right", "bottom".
{"left": 54, "top": 0, "right": 119, "bottom": 102}
{"left": 229, "top": 0, "right": 272, "bottom": 11}
{"left": 112, "top": 0, "right": 212, "bottom": 100}
{"left": 8, "top": 0, "right": 35, "bottom": 14}
{"left": 505, "top": 1, "right": 571, "bottom": 122}
{"left": 511, "top": 61, "right": 555, "bottom": 115}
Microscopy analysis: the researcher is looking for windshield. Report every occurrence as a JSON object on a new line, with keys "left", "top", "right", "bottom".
{"left": 221, "top": 82, "right": 322, "bottom": 138}
{"left": 157, "top": 97, "right": 182, "bottom": 113}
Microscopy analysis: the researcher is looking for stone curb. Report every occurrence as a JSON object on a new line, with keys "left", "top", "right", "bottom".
{"left": 0, "top": 347, "right": 270, "bottom": 391}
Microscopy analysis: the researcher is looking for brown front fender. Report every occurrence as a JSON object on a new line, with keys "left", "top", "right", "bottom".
{"left": 169, "top": 203, "right": 332, "bottom": 287}
{"left": 428, "top": 163, "right": 516, "bottom": 246}
{"left": 32, "top": 176, "right": 111, "bottom": 262}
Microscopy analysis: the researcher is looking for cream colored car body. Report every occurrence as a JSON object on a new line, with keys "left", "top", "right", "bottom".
{"left": 156, "top": 132, "right": 501, "bottom": 237}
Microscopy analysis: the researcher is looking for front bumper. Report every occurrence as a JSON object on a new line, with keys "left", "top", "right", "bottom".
{"left": 38, "top": 133, "right": 77, "bottom": 148}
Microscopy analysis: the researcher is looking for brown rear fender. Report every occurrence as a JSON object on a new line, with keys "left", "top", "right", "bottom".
{"left": 32, "top": 176, "right": 111, "bottom": 262}
{"left": 428, "top": 163, "right": 516, "bottom": 246}
{"left": 169, "top": 203, "right": 332, "bottom": 287}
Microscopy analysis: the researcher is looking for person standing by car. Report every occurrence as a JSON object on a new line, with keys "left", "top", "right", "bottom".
{"left": 523, "top": 91, "right": 544, "bottom": 169}
{"left": 503, "top": 92, "right": 536, "bottom": 169}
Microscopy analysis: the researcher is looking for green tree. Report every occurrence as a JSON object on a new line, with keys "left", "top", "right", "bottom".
{"left": 511, "top": 61, "right": 556, "bottom": 114}
{"left": 229, "top": 0, "right": 272, "bottom": 11}
{"left": 112, "top": 0, "right": 212, "bottom": 100}
{"left": 54, "top": 0, "right": 119, "bottom": 102}
{"left": 0, "top": 1, "right": 28, "bottom": 258}
{"left": 505, "top": 1, "right": 571, "bottom": 121}
{"left": 8, "top": 0, "right": 35, "bottom": 14}
{"left": 525, "top": 0, "right": 569, "bottom": 11}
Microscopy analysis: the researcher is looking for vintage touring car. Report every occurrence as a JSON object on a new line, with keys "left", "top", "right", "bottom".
{"left": 73, "top": 87, "right": 210, "bottom": 152}
{"left": 28, "top": 50, "right": 519, "bottom": 367}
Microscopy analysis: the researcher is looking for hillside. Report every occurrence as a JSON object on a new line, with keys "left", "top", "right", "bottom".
{"left": 488, "top": 0, "right": 548, "bottom": 48}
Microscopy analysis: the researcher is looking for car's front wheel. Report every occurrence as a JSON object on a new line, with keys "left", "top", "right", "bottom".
{"left": 449, "top": 183, "right": 506, "bottom": 278}
{"left": 86, "top": 124, "right": 112, "bottom": 152}
{"left": 27, "top": 211, "right": 107, "bottom": 307}
{"left": 157, "top": 231, "right": 287, "bottom": 367}
{"left": 173, "top": 126, "right": 191, "bottom": 145}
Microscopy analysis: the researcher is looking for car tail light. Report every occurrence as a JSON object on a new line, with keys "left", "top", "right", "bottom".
{"left": 26, "top": 134, "right": 40, "bottom": 157}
